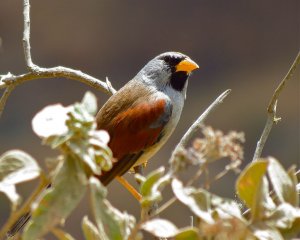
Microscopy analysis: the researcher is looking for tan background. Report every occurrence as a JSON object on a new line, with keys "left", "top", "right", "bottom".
{"left": 0, "top": 0, "right": 299, "bottom": 238}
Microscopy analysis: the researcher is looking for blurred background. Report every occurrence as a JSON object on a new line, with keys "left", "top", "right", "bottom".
{"left": 0, "top": 0, "right": 299, "bottom": 238}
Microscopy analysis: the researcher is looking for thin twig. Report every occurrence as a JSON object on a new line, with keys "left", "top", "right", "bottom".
{"left": 152, "top": 90, "right": 232, "bottom": 216}
{"left": 23, "top": 0, "right": 36, "bottom": 71}
{"left": 106, "top": 77, "right": 117, "bottom": 95}
{"left": 253, "top": 52, "right": 300, "bottom": 161}
{"left": 0, "top": 174, "right": 49, "bottom": 239}
{"left": 0, "top": 67, "right": 115, "bottom": 94}
{"left": 170, "top": 89, "right": 231, "bottom": 163}
{"left": 267, "top": 52, "right": 300, "bottom": 114}
{"left": 0, "top": 85, "right": 15, "bottom": 118}
{"left": 252, "top": 102, "right": 279, "bottom": 161}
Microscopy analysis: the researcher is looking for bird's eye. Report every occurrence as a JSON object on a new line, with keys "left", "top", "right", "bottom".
{"left": 162, "top": 56, "right": 171, "bottom": 63}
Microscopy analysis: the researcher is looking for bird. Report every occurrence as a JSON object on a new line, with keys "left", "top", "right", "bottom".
{"left": 7, "top": 52, "right": 199, "bottom": 237}
{"left": 96, "top": 52, "right": 199, "bottom": 185}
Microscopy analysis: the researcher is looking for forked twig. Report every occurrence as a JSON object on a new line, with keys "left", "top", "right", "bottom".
{"left": 0, "top": 0, "right": 115, "bottom": 118}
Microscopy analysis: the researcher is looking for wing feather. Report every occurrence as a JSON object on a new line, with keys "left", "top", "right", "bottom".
{"left": 97, "top": 97, "right": 172, "bottom": 185}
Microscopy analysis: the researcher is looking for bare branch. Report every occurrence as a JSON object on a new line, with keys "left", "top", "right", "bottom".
{"left": 152, "top": 90, "right": 232, "bottom": 217}
{"left": 252, "top": 101, "right": 279, "bottom": 161}
{"left": 170, "top": 89, "right": 231, "bottom": 163}
{"left": 268, "top": 51, "right": 300, "bottom": 114}
{"left": 0, "top": 67, "right": 115, "bottom": 94}
{"left": 0, "top": 174, "right": 49, "bottom": 239}
{"left": 253, "top": 52, "right": 300, "bottom": 161}
{"left": 0, "top": 0, "right": 116, "bottom": 118}
{"left": 23, "top": 0, "right": 36, "bottom": 71}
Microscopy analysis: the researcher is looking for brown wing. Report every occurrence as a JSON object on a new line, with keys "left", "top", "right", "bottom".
{"left": 96, "top": 87, "right": 172, "bottom": 185}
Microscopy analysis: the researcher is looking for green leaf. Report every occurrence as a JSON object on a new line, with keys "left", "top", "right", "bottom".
{"left": 82, "top": 216, "right": 101, "bottom": 240}
{"left": 0, "top": 150, "right": 41, "bottom": 210}
{"left": 22, "top": 155, "right": 87, "bottom": 240}
{"left": 236, "top": 160, "right": 273, "bottom": 220}
{"left": 140, "top": 167, "right": 165, "bottom": 196}
{"left": 52, "top": 228, "right": 76, "bottom": 240}
{"left": 68, "top": 140, "right": 101, "bottom": 175}
{"left": 45, "top": 133, "right": 73, "bottom": 149}
{"left": 174, "top": 227, "right": 200, "bottom": 240}
{"left": 141, "top": 218, "right": 178, "bottom": 238}
{"left": 90, "top": 177, "right": 135, "bottom": 240}
{"left": 81, "top": 91, "right": 98, "bottom": 116}
{"left": 267, "top": 157, "right": 298, "bottom": 206}
{"left": 140, "top": 168, "right": 171, "bottom": 208}
{"left": 172, "top": 178, "right": 214, "bottom": 224}
{"left": 0, "top": 150, "right": 41, "bottom": 184}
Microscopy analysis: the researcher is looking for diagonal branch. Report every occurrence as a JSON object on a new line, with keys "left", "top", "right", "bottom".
{"left": 151, "top": 90, "right": 232, "bottom": 217}
{"left": 253, "top": 51, "right": 300, "bottom": 161}
{"left": 170, "top": 89, "right": 231, "bottom": 163}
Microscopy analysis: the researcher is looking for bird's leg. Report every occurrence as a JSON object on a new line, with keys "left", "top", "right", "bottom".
{"left": 116, "top": 176, "right": 141, "bottom": 201}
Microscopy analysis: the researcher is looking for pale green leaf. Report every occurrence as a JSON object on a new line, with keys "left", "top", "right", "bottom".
{"left": 0, "top": 150, "right": 41, "bottom": 184}
{"left": 90, "top": 177, "right": 135, "bottom": 240}
{"left": 172, "top": 178, "right": 214, "bottom": 224}
{"left": 251, "top": 222, "right": 284, "bottom": 240}
{"left": 82, "top": 216, "right": 101, "bottom": 240}
{"left": 267, "top": 157, "right": 297, "bottom": 205}
{"left": 140, "top": 167, "right": 165, "bottom": 197}
{"left": 22, "top": 155, "right": 87, "bottom": 240}
{"left": 140, "top": 170, "right": 171, "bottom": 208}
{"left": 141, "top": 218, "right": 178, "bottom": 238}
{"left": 81, "top": 91, "right": 98, "bottom": 115}
{"left": 211, "top": 193, "right": 244, "bottom": 220}
{"left": 0, "top": 150, "right": 41, "bottom": 210}
{"left": 268, "top": 203, "right": 300, "bottom": 229}
{"left": 68, "top": 140, "right": 101, "bottom": 175}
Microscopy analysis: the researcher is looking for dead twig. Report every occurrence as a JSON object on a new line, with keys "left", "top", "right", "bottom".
{"left": 253, "top": 52, "right": 300, "bottom": 161}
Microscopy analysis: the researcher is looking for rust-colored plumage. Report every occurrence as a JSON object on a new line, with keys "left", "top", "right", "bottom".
{"left": 96, "top": 81, "right": 171, "bottom": 185}
{"left": 108, "top": 99, "right": 167, "bottom": 159}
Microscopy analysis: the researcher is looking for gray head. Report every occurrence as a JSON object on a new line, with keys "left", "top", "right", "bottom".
{"left": 137, "top": 52, "right": 199, "bottom": 92}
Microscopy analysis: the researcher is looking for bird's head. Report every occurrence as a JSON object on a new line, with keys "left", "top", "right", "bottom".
{"left": 137, "top": 52, "right": 199, "bottom": 93}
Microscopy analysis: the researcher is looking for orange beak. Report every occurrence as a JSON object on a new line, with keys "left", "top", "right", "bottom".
{"left": 175, "top": 58, "right": 199, "bottom": 73}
